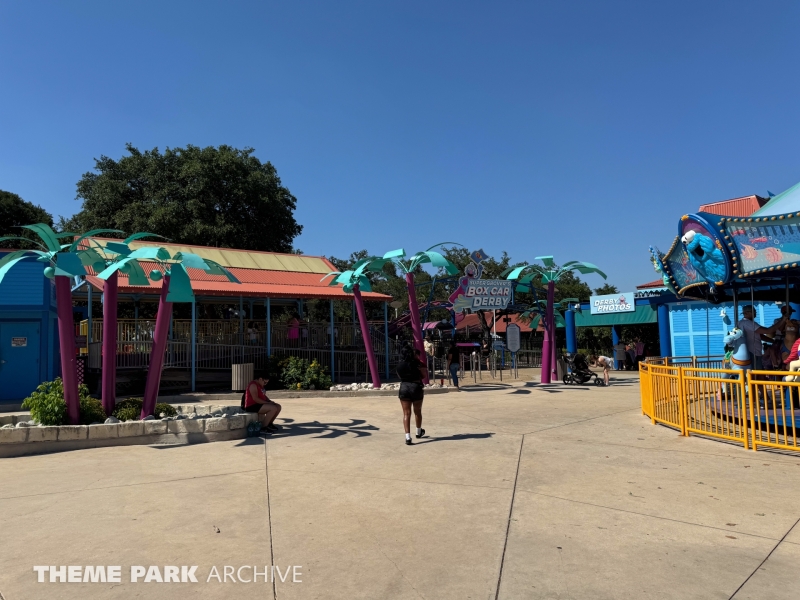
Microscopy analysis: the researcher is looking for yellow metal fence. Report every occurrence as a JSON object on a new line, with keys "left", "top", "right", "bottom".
{"left": 640, "top": 364, "right": 799, "bottom": 453}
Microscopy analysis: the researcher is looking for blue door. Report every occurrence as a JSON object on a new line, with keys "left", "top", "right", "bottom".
{"left": 0, "top": 322, "right": 41, "bottom": 401}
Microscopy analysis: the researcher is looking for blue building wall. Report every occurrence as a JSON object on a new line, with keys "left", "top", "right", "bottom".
{"left": 669, "top": 301, "right": 782, "bottom": 357}
{"left": 0, "top": 253, "right": 59, "bottom": 402}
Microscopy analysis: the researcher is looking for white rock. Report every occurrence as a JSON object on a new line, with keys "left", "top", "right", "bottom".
{"left": 104, "top": 416, "right": 120, "bottom": 424}
{"left": 15, "top": 422, "right": 30, "bottom": 428}
{"left": 141, "top": 415, "right": 155, "bottom": 421}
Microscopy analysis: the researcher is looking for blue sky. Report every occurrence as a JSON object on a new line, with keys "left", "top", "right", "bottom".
{"left": 2, "top": 1, "right": 799, "bottom": 292}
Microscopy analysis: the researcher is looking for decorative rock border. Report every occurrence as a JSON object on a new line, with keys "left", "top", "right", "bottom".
{"left": 0, "top": 405, "right": 260, "bottom": 459}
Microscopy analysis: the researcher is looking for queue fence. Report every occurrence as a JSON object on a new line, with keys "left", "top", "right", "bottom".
{"left": 641, "top": 364, "right": 799, "bottom": 454}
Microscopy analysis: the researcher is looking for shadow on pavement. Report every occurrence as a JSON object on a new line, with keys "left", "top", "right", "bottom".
{"left": 263, "top": 418, "right": 380, "bottom": 439}
{"left": 414, "top": 432, "right": 494, "bottom": 444}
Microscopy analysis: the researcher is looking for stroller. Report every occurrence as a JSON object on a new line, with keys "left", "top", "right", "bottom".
{"left": 562, "top": 352, "right": 602, "bottom": 386}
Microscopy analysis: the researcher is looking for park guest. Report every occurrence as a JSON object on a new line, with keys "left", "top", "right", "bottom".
{"left": 396, "top": 342, "right": 427, "bottom": 445}
{"left": 287, "top": 312, "right": 301, "bottom": 347}
{"left": 243, "top": 374, "right": 282, "bottom": 432}
{"left": 447, "top": 341, "right": 462, "bottom": 391}
{"left": 738, "top": 305, "right": 785, "bottom": 370}
{"left": 590, "top": 355, "right": 612, "bottom": 386}
{"left": 613, "top": 341, "right": 627, "bottom": 371}
{"left": 634, "top": 338, "right": 645, "bottom": 369}
{"left": 481, "top": 339, "right": 493, "bottom": 375}
{"left": 424, "top": 333, "right": 435, "bottom": 373}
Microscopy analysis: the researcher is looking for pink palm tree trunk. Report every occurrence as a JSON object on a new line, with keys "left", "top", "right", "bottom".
{"left": 141, "top": 275, "right": 173, "bottom": 418}
{"left": 404, "top": 273, "right": 428, "bottom": 383}
{"left": 352, "top": 284, "right": 381, "bottom": 388}
{"left": 55, "top": 276, "right": 80, "bottom": 424}
{"left": 540, "top": 280, "right": 555, "bottom": 384}
{"left": 101, "top": 272, "right": 118, "bottom": 416}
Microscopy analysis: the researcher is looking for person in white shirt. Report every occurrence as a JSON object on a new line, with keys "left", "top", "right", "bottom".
{"left": 737, "top": 305, "right": 785, "bottom": 370}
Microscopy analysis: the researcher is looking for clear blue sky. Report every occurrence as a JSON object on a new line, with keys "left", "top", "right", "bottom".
{"left": 2, "top": 1, "right": 799, "bottom": 292}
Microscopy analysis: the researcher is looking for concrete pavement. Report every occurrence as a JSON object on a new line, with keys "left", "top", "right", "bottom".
{"left": 1, "top": 372, "right": 798, "bottom": 599}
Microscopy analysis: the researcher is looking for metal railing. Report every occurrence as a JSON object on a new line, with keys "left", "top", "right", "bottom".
{"left": 641, "top": 363, "right": 799, "bottom": 453}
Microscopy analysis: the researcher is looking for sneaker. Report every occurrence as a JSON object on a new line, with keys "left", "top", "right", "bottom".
{"left": 266, "top": 424, "right": 280, "bottom": 432}
{"left": 415, "top": 429, "right": 426, "bottom": 439}
{"left": 406, "top": 438, "right": 413, "bottom": 445}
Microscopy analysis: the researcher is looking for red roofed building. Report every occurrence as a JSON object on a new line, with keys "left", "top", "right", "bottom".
{"left": 71, "top": 240, "right": 395, "bottom": 391}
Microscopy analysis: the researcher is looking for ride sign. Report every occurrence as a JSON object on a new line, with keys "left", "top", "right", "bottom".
{"left": 590, "top": 292, "right": 635, "bottom": 315}
{"left": 450, "top": 279, "right": 513, "bottom": 312}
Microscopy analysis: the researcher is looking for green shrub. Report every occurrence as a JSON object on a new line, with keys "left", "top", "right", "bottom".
{"left": 22, "top": 378, "right": 103, "bottom": 425}
{"left": 279, "top": 356, "right": 332, "bottom": 390}
{"left": 304, "top": 359, "right": 332, "bottom": 391}
{"left": 111, "top": 398, "right": 178, "bottom": 420}
{"left": 22, "top": 378, "right": 69, "bottom": 425}
{"left": 79, "top": 396, "right": 107, "bottom": 425}
{"left": 280, "top": 356, "right": 307, "bottom": 389}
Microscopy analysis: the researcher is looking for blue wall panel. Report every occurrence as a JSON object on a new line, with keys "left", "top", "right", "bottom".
{"left": 0, "top": 259, "right": 44, "bottom": 306}
{"left": 669, "top": 301, "right": 783, "bottom": 357}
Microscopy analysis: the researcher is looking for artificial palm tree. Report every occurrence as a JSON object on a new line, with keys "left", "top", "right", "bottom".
{"left": 95, "top": 247, "right": 238, "bottom": 417}
{"left": 378, "top": 244, "right": 460, "bottom": 382}
{"left": 71, "top": 232, "right": 167, "bottom": 414}
{"left": 322, "top": 257, "right": 384, "bottom": 388}
{"left": 505, "top": 257, "right": 605, "bottom": 383}
{"left": 0, "top": 224, "right": 90, "bottom": 423}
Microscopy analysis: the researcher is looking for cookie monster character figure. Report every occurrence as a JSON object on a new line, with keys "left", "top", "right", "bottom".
{"left": 681, "top": 230, "right": 727, "bottom": 286}
{"left": 720, "top": 308, "right": 750, "bottom": 372}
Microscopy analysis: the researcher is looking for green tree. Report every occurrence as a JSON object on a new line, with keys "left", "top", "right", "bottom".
{"left": 66, "top": 144, "right": 302, "bottom": 252}
{"left": 0, "top": 190, "right": 54, "bottom": 248}
{"left": 593, "top": 283, "right": 620, "bottom": 295}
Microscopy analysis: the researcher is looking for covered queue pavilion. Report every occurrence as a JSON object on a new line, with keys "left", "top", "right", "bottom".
{"left": 70, "top": 240, "right": 394, "bottom": 394}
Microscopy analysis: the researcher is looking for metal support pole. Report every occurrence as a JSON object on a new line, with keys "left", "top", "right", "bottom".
{"left": 266, "top": 298, "right": 271, "bottom": 356}
{"left": 239, "top": 296, "right": 244, "bottom": 345}
{"left": 190, "top": 298, "right": 196, "bottom": 392}
{"left": 87, "top": 282, "right": 93, "bottom": 348}
{"left": 330, "top": 299, "right": 335, "bottom": 383}
{"left": 384, "top": 301, "right": 389, "bottom": 380}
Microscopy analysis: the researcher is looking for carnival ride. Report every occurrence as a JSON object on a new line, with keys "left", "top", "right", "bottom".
{"left": 645, "top": 178, "right": 800, "bottom": 454}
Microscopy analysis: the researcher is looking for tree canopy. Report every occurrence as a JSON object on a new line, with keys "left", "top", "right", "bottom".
{"left": 0, "top": 190, "right": 54, "bottom": 248}
{"left": 64, "top": 144, "right": 302, "bottom": 252}
{"left": 593, "top": 283, "right": 620, "bottom": 295}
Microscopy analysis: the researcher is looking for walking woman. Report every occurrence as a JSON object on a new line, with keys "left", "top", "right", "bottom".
{"left": 397, "top": 342, "right": 428, "bottom": 445}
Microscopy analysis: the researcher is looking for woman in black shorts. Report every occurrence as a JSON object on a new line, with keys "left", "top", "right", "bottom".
{"left": 397, "top": 342, "right": 428, "bottom": 445}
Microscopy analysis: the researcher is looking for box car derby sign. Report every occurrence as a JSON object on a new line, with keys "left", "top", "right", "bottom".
{"left": 590, "top": 292, "right": 635, "bottom": 315}
{"left": 450, "top": 279, "right": 513, "bottom": 311}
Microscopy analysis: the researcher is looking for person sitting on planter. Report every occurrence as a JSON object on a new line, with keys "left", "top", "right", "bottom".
{"left": 244, "top": 374, "right": 282, "bottom": 432}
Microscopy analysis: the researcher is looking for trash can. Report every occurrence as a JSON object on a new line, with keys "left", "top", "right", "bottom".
{"left": 556, "top": 358, "right": 567, "bottom": 382}
{"left": 232, "top": 363, "right": 254, "bottom": 392}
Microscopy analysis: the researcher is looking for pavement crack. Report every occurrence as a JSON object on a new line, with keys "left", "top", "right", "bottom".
{"left": 264, "top": 438, "right": 277, "bottom": 600}
{"left": 728, "top": 516, "right": 800, "bottom": 599}
{"left": 521, "top": 408, "right": 640, "bottom": 434}
{"left": 494, "top": 434, "right": 525, "bottom": 600}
